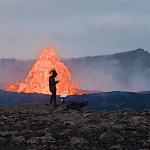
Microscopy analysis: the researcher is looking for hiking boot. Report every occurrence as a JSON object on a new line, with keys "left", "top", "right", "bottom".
{"left": 54, "top": 104, "right": 58, "bottom": 108}
{"left": 49, "top": 103, "right": 53, "bottom": 106}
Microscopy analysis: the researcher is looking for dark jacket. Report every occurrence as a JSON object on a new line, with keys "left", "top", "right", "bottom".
{"left": 49, "top": 75, "right": 57, "bottom": 92}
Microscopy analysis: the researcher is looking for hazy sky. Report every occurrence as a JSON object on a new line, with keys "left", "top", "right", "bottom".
{"left": 1, "top": 0, "right": 150, "bottom": 60}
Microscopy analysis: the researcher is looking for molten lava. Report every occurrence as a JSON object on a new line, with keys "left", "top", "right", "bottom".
{"left": 5, "top": 43, "right": 81, "bottom": 95}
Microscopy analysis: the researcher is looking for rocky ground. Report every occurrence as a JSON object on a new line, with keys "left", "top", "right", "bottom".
{"left": 0, "top": 102, "right": 150, "bottom": 150}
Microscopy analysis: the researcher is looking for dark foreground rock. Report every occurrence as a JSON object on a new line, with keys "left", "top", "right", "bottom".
{"left": 0, "top": 103, "right": 150, "bottom": 150}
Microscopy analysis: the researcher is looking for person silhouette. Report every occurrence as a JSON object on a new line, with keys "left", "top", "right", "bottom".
{"left": 49, "top": 70, "right": 60, "bottom": 107}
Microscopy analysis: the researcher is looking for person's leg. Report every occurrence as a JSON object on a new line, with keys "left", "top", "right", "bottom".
{"left": 50, "top": 91, "right": 54, "bottom": 104}
{"left": 53, "top": 90, "right": 56, "bottom": 105}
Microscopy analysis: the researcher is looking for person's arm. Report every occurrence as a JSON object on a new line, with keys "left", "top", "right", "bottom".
{"left": 50, "top": 77, "right": 60, "bottom": 84}
{"left": 55, "top": 81, "right": 60, "bottom": 84}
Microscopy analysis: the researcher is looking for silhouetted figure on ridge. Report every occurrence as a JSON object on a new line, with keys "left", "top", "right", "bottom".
{"left": 49, "top": 70, "right": 60, "bottom": 107}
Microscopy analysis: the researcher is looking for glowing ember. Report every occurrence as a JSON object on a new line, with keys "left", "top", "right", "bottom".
{"left": 4, "top": 43, "right": 81, "bottom": 95}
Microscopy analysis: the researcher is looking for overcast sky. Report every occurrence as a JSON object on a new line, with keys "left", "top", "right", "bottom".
{"left": 1, "top": 0, "right": 150, "bottom": 60}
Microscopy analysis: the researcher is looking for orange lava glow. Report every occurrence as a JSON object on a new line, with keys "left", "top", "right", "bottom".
{"left": 4, "top": 43, "right": 82, "bottom": 95}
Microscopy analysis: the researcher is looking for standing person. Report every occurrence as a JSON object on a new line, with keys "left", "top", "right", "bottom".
{"left": 49, "top": 70, "right": 60, "bottom": 107}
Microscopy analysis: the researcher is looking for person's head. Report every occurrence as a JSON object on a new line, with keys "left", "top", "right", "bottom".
{"left": 50, "top": 70, "right": 57, "bottom": 77}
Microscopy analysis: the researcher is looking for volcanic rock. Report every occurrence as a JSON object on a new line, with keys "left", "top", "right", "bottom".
{"left": 0, "top": 102, "right": 150, "bottom": 149}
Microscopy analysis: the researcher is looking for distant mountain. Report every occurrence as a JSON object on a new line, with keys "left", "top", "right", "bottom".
{"left": 62, "top": 48, "right": 150, "bottom": 92}
{"left": 1, "top": 48, "right": 150, "bottom": 92}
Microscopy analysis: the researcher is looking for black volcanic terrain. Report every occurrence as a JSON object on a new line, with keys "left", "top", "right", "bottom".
{"left": 0, "top": 103, "right": 150, "bottom": 149}
{"left": 0, "top": 89, "right": 150, "bottom": 112}
{"left": 1, "top": 49, "right": 150, "bottom": 149}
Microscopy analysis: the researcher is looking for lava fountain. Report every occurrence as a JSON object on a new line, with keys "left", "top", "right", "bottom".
{"left": 4, "top": 43, "right": 81, "bottom": 95}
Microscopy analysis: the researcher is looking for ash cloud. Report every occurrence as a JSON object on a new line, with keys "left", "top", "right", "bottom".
{"left": 62, "top": 58, "right": 124, "bottom": 92}
{"left": 62, "top": 49, "right": 150, "bottom": 92}
{"left": 0, "top": 59, "right": 35, "bottom": 86}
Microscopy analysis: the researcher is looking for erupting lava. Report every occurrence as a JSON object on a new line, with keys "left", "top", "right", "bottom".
{"left": 4, "top": 43, "right": 81, "bottom": 95}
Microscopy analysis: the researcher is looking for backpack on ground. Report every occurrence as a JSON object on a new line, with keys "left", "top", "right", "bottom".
{"left": 66, "top": 101, "right": 88, "bottom": 110}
